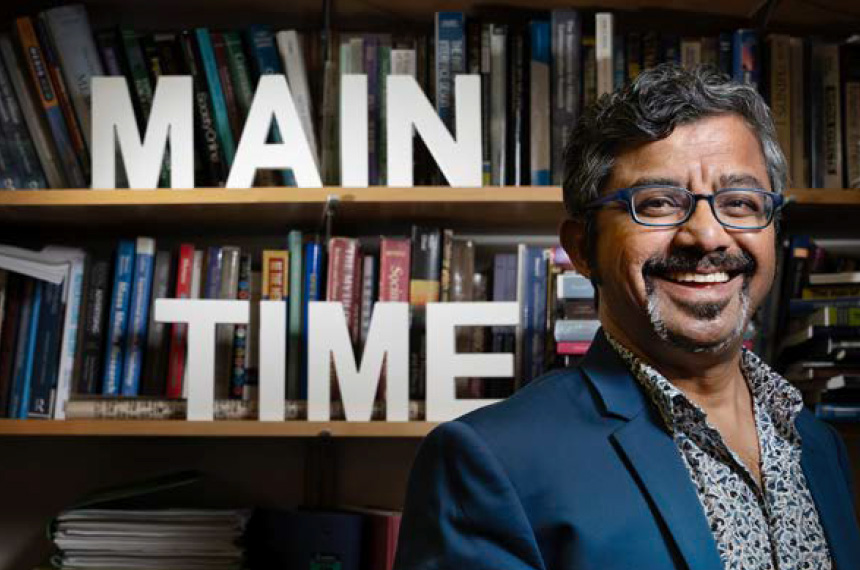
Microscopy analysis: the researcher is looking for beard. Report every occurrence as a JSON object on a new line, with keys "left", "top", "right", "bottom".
{"left": 642, "top": 248, "right": 756, "bottom": 353}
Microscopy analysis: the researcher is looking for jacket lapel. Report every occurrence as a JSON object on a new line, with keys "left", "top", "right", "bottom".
{"left": 581, "top": 331, "right": 724, "bottom": 570}
{"left": 796, "top": 414, "right": 860, "bottom": 570}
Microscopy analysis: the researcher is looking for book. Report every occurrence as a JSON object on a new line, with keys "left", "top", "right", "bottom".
{"left": 529, "top": 20, "right": 551, "bottom": 186}
{"left": 230, "top": 253, "right": 252, "bottom": 399}
{"left": 102, "top": 240, "right": 136, "bottom": 396}
{"left": 204, "top": 246, "right": 224, "bottom": 300}
{"left": 550, "top": 10, "right": 580, "bottom": 185}
{"left": 287, "top": 230, "right": 303, "bottom": 400}
{"left": 300, "top": 241, "right": 324, "bottom": 400}
{"left": 276, "top": 31, "right": 319, "bottom": 168}
{"left": 843, "top": 42, "right": 860, "bottom": 189}
{"left": 767, "top": 34, "right": 791, "bottom": 165}
{"left": 166, "top": 244, "right": 194, "bottom": 399}
{"left": 12, "top": 280, "right": 41, "bottom": 418}
{"left": 489, "top": 24, "right": 507, "bottom": 186}
{"left": 595, "top": 13, "right": 614, "bottom": 98}
{"left": 77, "top": 258, "right": 110, "bottom": 395}
{"left": 196, "top": 28, "right": 236, "bottom": 170}
{"left": 732, "top": 29, "right": 759, "bottom": 89}
{"left": 140, "top": 250, "right": 172, "bottom": 397}
{"left": 0, "top": 273, "right": 21, "bottom": 416}
{"left": 262, "top": 250, "right": 289, "bottom": 300}
{"left": 121, "top": 237, "right": 156, "bottom": 396}
{"left": 789, "top": 36, "right": 807, "bottom": 188}
{"left": 327, "top": 238, "right": 361, "bottom": 341}
{"left": 39, "top": 4, "right": 104, "bottom": 153}
{"left": 819, "top": 42, "right": 842, "bottom": 188}
{"left": 27, "top": 281, "right": 63, "bottom": 418}
{"left": 0, "top": 47, "right": 46, "bottom": 188}
{"left": 216, "top": 245, "right": 241, "bottom": 398}
{"left": 435, "top": 12, "right": 465, "bottom": 134}
{"left": 517, "top": 245, "right": 549, "bottom": 387}
{"left": 210, "top": 31, "right": 242, "bottom": 143}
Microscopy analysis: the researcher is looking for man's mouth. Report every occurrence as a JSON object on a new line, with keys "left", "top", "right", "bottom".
{"left": 661, "top": 271, "right": 733, "bottom": 285}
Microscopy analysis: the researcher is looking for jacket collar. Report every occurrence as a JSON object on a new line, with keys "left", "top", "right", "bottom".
{"left": 580, "top": 329, "right": 649, "bottom": 421}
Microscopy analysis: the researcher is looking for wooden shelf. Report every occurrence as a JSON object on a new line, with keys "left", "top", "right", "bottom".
{"left": 784, "top": 188, "right": 860, "bottom": 206}
{"left": 0, "top": 419, "right": 439, "bottom": 437}
{"left": 0, "top": 187, "right": 564, "bottom": 235}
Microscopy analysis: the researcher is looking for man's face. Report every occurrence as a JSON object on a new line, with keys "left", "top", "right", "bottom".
{"left": 588, "top": 114, "right": 777, "bottom": 354}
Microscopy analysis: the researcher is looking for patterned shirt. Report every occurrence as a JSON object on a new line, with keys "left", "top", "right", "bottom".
{"left": 605, "top": 333, "right": 831, "bottom": 570}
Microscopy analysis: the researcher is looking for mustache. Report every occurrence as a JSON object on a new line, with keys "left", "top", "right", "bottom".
{"left": 642, "top": 248, "right": 757, "bottom": 276}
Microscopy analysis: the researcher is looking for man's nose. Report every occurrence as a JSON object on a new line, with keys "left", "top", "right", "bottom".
{"left": 674, "top": 198, "right": 734, "bottom": 252}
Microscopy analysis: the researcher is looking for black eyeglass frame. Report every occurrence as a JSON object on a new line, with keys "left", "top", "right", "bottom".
{"left": 584, "top": 185, "right": 785, "bottom": 230}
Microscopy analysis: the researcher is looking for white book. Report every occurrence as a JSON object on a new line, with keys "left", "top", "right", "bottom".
{"left": 0, "top": 34, "right": 66, "bottom": 188}
{"left": 40, "top": 4, "right": 105, "bottom": 152}
{"left": 490, "top": 25, "right": 507, "bottom": 185}
{"left": 276, "top": 30, "right": 319, "bottom": 168}
{"left": 391, "top": 49, "right": 417, "bottom": 76}
{"left": 595, "top": 13, "right": 614, "bottom": 97}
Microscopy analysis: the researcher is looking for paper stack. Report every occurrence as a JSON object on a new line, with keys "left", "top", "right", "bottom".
{"left": 52, "top": 508, "right": 249, "bottom": 570}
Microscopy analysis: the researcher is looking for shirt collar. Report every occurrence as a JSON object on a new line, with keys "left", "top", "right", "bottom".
{"left": 604, "top": 331, "right": 804, "bottom": 434}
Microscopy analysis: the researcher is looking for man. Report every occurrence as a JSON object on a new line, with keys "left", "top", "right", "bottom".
{"left": 393, "top": 64, "right": 860, "bottom": 570}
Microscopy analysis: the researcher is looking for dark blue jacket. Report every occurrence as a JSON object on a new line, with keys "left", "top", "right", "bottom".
{"left": 394, "top": 330, "right": 860, "bottom": 570}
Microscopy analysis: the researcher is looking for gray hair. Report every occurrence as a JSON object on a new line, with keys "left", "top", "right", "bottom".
{"left": 562, "top": 63, "right": 788, "bottom": 221}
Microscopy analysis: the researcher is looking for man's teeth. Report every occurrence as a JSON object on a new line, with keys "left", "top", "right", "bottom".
{"left": 666, "top": 271, "right": 730, "bottom": 283}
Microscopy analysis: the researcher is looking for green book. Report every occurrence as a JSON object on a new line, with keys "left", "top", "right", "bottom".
{"left": 287, "top": 230, "right": 303, "bottom": 400}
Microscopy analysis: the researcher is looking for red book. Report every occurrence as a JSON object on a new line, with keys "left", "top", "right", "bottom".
{"left": 379, "top": 238, "right": 411, "bottom": 302}
{"left": 326, "top": 238, "right": 360, "bottom": 341}
{"left": 165, "top": 244, "right": 195, "bottom": 399}
{"left": 354, "top": 508, "right": 402, "bottom": 570}
{"left": 556, "top": 340, "right": 591, "bottom": 356}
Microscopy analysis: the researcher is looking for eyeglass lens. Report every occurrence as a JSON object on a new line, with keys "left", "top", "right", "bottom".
{"left": 631, "top": 187, "right": 773, "bottom": 227}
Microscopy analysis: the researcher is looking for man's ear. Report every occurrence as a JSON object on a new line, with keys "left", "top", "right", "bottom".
{"left": 559, "top": 218, "right": 593, "bottom": 279}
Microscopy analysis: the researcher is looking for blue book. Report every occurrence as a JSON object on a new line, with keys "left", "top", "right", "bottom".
{"left": 102, "top": 240, "right": 136, "bottom": 396}
{"left": 434, "top": 12, "right": 465, "bottom": 131}
{"left": 732, "top": 29, "right": 759, "bottom": 89}
{"left": 287, "top": 230, "right": 303, "bottom": 400}
{"left": 8, "top": 280, "right": 36, "bottom": 417}
{"left": 27, "top": 281, "right": 63, "bottom": 418}
{"left": 529, "top": 20, "right": 551, "bottom": 186}
{"left": 230, "top": 253, "right": 253, "bottom": 399}
{"left": 205, "top": 246, "right": 223, "bottom": 300}
{"left": 527, "top": 247, "right": 548, "bottom": 383}
{"left": 0, "top": 49, "right": 46, "bottom": 188}
{"left": 121, "top": 237, "right": 156, "bottom": 396}
{"left": 300, "top": 241, "right": 323, "bottom": 399}
{"left": 245, "top": 24, "right": 295, "bottom": 186}
{"left": 17, "top": 281, "right": 42, "bottom": 418}
{"left": 196, "top": 28, "right": 236, "bottom": 169}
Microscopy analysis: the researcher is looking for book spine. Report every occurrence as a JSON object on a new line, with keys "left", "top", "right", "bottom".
{"left": 581, "top": 36, "right": 596, "bottom": 110}
{"left": 480, "top": 24, "right": 491, "bottom": 185}
{"left": 717, "top": 32, "right": 733, "bottom": 76}
{"left": 820, "top": 43, "right": 843, "bottom": 188}
{"left": 530, "top": 20, "right": 551, "bottom": 186}
{"left": 409, "top": 227, "right": 441, "bottom": 399}
{"left": 95, "top": 30, "right": 124, "bottom": 76}
{"left": 789, "top": 37, "right": 807, "bottom": 188}
{"left": 205, "top": 246, "right": 223, "bottom": 300}
{"left": 78, "top": 258, "right": 110, "bottom": 394}
{"left": 732, "top": 29, "right": 759, "bottom": 89}
{"left": 489, "top": 25, "right": 507, "bottom": 186}
{"left": 102, "top": 240, "right": 136, "bottom": 395}
{"left": 35, "top": 17, "right": 90, "bottom": 181}
{"left": 120, "top": 29, "right": 155, "bottom": 128}
{"left": 0, "top": 274, "right": 21, "bottom": 416}
{"left": 224, "top": 31, "right": 255, "bottom": 118}
{"left": 300, "top": 241, "right": 323, "bottom": 399}
{"left": 326, "top": 238, "right": 360, "bottom": 341}
{"left": 551, "top": 10, "right": 580, "bottom": 185}
{"left": 359, "top": 254, "right": 376, "bottom": 346}
{"left": 844, "top": 44, "right": 860, "bottom": 189}
{"left": 40, "top": 4, "right": 104, "bottom": 152}
{"left": 379, "top": 238, "right": 411, "bottom": 303}
{"left": 435, "top": 12, "right": 465, "bottom": 132}
{"left": 51, "top": 252, "right": 86, "bottom": 419}
{"left": 768, "top": 35, "right": 791, "bottom": 163}
{"left": 8, "top": 280, "right": 34, "bottom": 417}
{"left": 16, "top": 281, "right": 42, "bottom": 418}
{"left": 245, "top": 24, "right": 294, "bottom": 186}
{"left": 262, "top": 250, "right": 289, "bottom": 300}
{"left": 15, "top": 17, "right": 86, "bottom": 189}
{"left": 139, "top": 250, "right": 171, "bottom": 397}
{"left": 515, "top": 244, "right": 529, "bottom": 388}
{"left": 0, "top": 51, "right": 46, "bottom": 188}
{"left": 378, "top": 39, "right": 391, "bottom": 185}
{"left": 196, "top": 28, "right": 236, "bottom": 169}
{"left": 287, "top": 230, "right": 303, "bottom": 400}
{"left": 277, "top": 31, "right": 320, "bottom": 168}
{"left": 507, "top": 29, "right": 527, "bottom": 186}
{"left": 613, "top": 34, "right": 626, "bottom": 89}
{"left": 121, "top": 238, "right": 156, "bottom": 396}
{"left": 178, "top": 30, "right": 227, "bottom": 187}
{"left": 595, "top": 13, "right": 614, "bottom": 97}
{"left": 230, "top": 253, "right": 252, "bottom": 399}
{"left": 439, "top": 229, "right": 454, "bottom": 302}
{"left": 214, "top": 246, "right": 240, "bottom": 399}
{"left": 27, "top": 281, "right": 63, "bottom": 418}
{"left": 0, "top": 34, "right": 65, "bottom": 188}
{"left": 211, "top": 32, "right": 243, "bottom": 143}
{"left": 364, "top": 35, "right": 380, "bottom": 185}
{"left": 166, "top": 244, "right": 194, "bottom": 399}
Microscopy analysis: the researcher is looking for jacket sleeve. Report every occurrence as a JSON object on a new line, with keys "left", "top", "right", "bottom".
{"left": 393, "top": 420, "right": 545, "bottom": 570}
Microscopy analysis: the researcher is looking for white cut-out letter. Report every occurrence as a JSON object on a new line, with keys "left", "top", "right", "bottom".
{"left": 258, "top": 300, "right": 287, "bottom": 421}
{"left": 340, "top": 74, "right": 369, "bottom": 187}
{"left": 92, "top": 76, "right": 194, "bottom": 189}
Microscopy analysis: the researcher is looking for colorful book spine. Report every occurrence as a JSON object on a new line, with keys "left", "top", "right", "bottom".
{"left": 14, "top": 17, "right": 86, "bottom": 188}
{"left": 27, "top": 281, "right": 63, "bottom": 418}
{"left": 0, "top": 34, "right": 65, "bottom": 188}
{"left": 39, "top": 4, "right": 104, "bottom": 152}
{"left": 262, "top": 250, "right": 289, "bottom": 300}
{"left": 47, "top": 247, "right": 86, "bottom": 419}
{"left": 78, "top": 258, "right": 110, "bottom": 395}
{"left": 732, "top": 29, "right": 759, "bottom": 90}
{"left": 121, "top": 237, "right": 156, "bottom": 396}
{"left": 15, "top": 280, "right": 42, "bottom": 418}
{"left": 120, "top": 29, "right": 155, "bottom": 127}
{"left": 166, "top": 244, "right": 195, "bottom": 399}
{"left": 301, "top": 241, "right": 323, "bottom": 399}
{"left": 409, "top": 227, "right": 441, "bottom": 399}
{"left": 379, "top": 238, "right": 411, "bottom": 303}
{"left": 287, "top": 230, "right": 303, "bottom": 400}
{"left": 196, "top": 28, "right": 236, "bottom": 169}
{"left": 230, "top": 253, "right": 252, "bottom": 399}
{"left": 435, "top": 12, "right": 465, "bottom": 132}
{"left": 529, "top": 20, "right": 551, "bottom": 186}
{"left": 8, "top": 280, "right": 34, "bottom": 417}
{"left": 0, "top": 50, "right": 46, "bottom": 188}
{"left": 102, "top": 240, "right": 136, "bottom": 396}
{"left": 205, "top": 246, "right": 224, "bottom": 300}
{"left": 359, "top": 254, "right": 377, "bottom": 346}
{"left": 327, "top": 238, "right": 361, "bottom": 341}
{"left": 211, "top": 32, "right": 242, "bottom": 142}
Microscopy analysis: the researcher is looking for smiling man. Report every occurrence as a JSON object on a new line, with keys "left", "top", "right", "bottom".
{"left": 393, "top": 64, "right": 860, "bottom": 570}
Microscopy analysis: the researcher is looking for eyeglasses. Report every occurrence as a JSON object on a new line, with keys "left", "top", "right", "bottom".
{"left": 585, "top": 185, "right": 785, "bottom": 229}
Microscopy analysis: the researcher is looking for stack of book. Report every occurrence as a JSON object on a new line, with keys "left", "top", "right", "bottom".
{"left": 775, "top": 237, "right": 860, "bottom": 419}
{"left": 52, "top": 508, "right": 249, "bottom": 570}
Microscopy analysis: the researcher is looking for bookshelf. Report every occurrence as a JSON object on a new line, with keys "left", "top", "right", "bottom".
{"left": 1, "top": 0, "right": 860, "bottom": 567}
